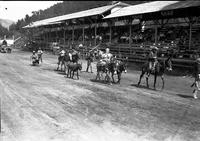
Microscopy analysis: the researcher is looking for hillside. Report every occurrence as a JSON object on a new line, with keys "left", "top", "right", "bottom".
{"left": 0, "top": 19, "right": 15, "bottom": 29}
{"left": 36, "top": 1, "right": 149, "bottom": 20}
{"left": 14, "top": 1, "right": 149, "bottom": 30}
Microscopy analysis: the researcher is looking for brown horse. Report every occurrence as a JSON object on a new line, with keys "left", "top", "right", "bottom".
{"left": 137, "top": 56, "right": 172, "bottom": 90}
{"left": 110, "top": 58, "right": 128, "bottom": 84}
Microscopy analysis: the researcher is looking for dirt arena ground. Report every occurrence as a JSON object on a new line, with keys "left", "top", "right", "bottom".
{"left": 1, "top": 49, "right": 200, "bottom": 141}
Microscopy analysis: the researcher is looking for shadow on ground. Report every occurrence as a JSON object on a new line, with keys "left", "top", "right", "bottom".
{"left": 131, "top": 83, "right": 156, "bottom": 91}
{"left": 177, "top": 94, "right": 194, "bottom": 99}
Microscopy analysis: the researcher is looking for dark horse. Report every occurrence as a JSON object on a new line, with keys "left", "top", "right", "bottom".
{"left": 57, "top": 54, "right": 67, "bottom": 71}
{"left": 137, "top": 56, "right": 172, "bottom": 90}
{"left": 67, "top": 62, "right": 82, "bottom": 79}
{"left": 110, "top": 58, "right": 128, "bottom": 84}
{"left": 57, "top": 50, "right": 80, "bottom": 71}
{"left": 96, "top": 59, "right": 118, "bottom": 84}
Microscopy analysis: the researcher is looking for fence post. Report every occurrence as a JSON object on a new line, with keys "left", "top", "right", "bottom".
{"left": 189, "top": 19, "right": 193, "bottom": 50}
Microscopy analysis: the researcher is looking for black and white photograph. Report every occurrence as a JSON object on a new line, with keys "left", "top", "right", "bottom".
{"left": 0, "top": 1, "right": 200, "bottom": 141}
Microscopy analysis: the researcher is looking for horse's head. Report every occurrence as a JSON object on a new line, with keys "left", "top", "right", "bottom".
{"left": 78, "top": 62, "right": 82, "bottom": 70}
{"left": 110, "top": 60, "right": 118, "bottom": 75}
{"left": 117, "top": 60, "right": 128, "bottom": 73}
{"left": 124, "top": 57, "right": 128, "bottom": 73}
{"left": 165, "top": 56, "right": 172, "bottom": 71}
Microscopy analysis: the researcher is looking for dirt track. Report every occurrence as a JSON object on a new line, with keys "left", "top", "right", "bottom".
{"left": 1, "top": 49, "right": 200, "bottom": 141}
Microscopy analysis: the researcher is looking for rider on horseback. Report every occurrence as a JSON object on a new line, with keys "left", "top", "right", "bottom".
{"left": 148, "top": 46, "right": 158, "bottom": 71}
{"left": 30, "top": 51, "right": 39, "bottom": 65}
{"left": 100, "top": 48, "right": 113, "bottom": 65}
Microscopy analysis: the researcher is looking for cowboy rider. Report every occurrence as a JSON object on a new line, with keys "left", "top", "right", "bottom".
{"left": 30, "top": 51, "right": 39, "bottom": 64}
{"left": 148, "top": 46, "right": 158, "bottom": 71}
{"left": 100, "top": 48, "right": 113, "bottom": 64}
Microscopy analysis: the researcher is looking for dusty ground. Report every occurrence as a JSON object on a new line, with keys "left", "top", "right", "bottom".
{"left": 1, "top": 49, "right": 200, "bottom": 141}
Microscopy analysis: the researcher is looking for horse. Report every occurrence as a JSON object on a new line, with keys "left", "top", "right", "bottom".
{"left": 95, "top": 58, "right": 118, "bottom": 84}
{"left": 57, "top": 54, "right": 67, "bottom": 71}
{"left": 137, "top": 56, "right": 172, "bottom": 90}
{"left": 67, "top": 62, "right": 82, "bottom": 79}
{"left": 110, "top": 57, "right": 128, "bottom": 84}
{"left": 56, "top": 49, "right": 80, "bottom": 71}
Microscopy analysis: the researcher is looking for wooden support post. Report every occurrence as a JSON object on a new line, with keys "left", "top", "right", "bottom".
{"left": 189, "top": 22, "right": 192, "bottom": 50}
{"left": 49, "top": 29, "right": 51, "bottom": 43}
{"left": 155, "top": 24, "right": 158, "bottom": 45}
{"left": 56, "top": 29, "right": 58, "bottom": 43}
{"left": 82, "top": 26, "right": 85, "bottom": 45}
{"left": 94, "top": 23, "right": 97, "bottom": 46}
{"left": 129, "top": 24, "right": 132, "bottom": 46}
{"left": 46, "top": 31, "right": 48, "bottom": 49}
{"left": 63, "top": 28, "right": 66, "bottom": 46}
{"left": 72, "top": 26, "right": 74, "bottom": 45}
{"left": 109, "top": 21, "right": 112, "bottom": 43}
{"left": 44, "top": 29, "right": 46, "bottom": 49}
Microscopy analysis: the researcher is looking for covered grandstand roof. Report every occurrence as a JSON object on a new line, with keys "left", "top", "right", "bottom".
{"left": 104, "top": 1, "right": 200, "bottom": 19}
{"left": 24, "top": 2, "right": 129, "bottom": 28}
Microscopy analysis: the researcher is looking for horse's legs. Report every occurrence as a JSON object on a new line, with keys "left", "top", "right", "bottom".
{"left": 104, "top": 73, "right": 107, "bottom": 82}
{"left": 95, "top": 71, "right": 99, "bottom": 80}
{"left": 112, "top": 73, "right": 115, "bottom": 83}
{"left": 146, "top": 72, "right": 150, "bottom": 88}
{"left": 64, "top": 63, "right": 67, "bottom": 74}
{"left": 57, "top": 59, "right": 60, "bottom": 70}
{"left": 90, "top": 63, "right": 93, "bottom": 73}
{"left": 153, "top": 73, "right": 157, "bottom": 90}
{"left": 60, "top": 63, "right": 63, "bottom": 71}
{"left": 72, "top": 71, "right": 75, "bottom": 79}
{"left": 107, "top": 72, "right": 111, "bottom": 85}
{"left": 86, "top": 61, "right": 89, "bottom": 72}
{"left": 67, "top": 67, "right": 69, "bottom": 77}
{"left": 138, "top": 70, "right": 145, "bottom": 86}
{"left": 117, "top": 73, "right": 121, "bottom": 84}
{"left": 77, "top": 71, "right": 79, "bottom": 79}
{"left": 57, "top": 63, "right": 59, "bottom": 70}
{"left": 69, "top": 70, "right": 72, "bottom": 78}
{"left": 100, "top": 72, "right": 103, "bottom": 80}
{"left": 161, "top": 75, "right": 165, "bottom": 90}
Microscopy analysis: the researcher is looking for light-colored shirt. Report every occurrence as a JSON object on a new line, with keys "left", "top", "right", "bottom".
{"left": 37, "top": 50, "right": 43, "bottom": 55}
{"left": 60, "top": 50, "right": 65, "bottom": 56}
